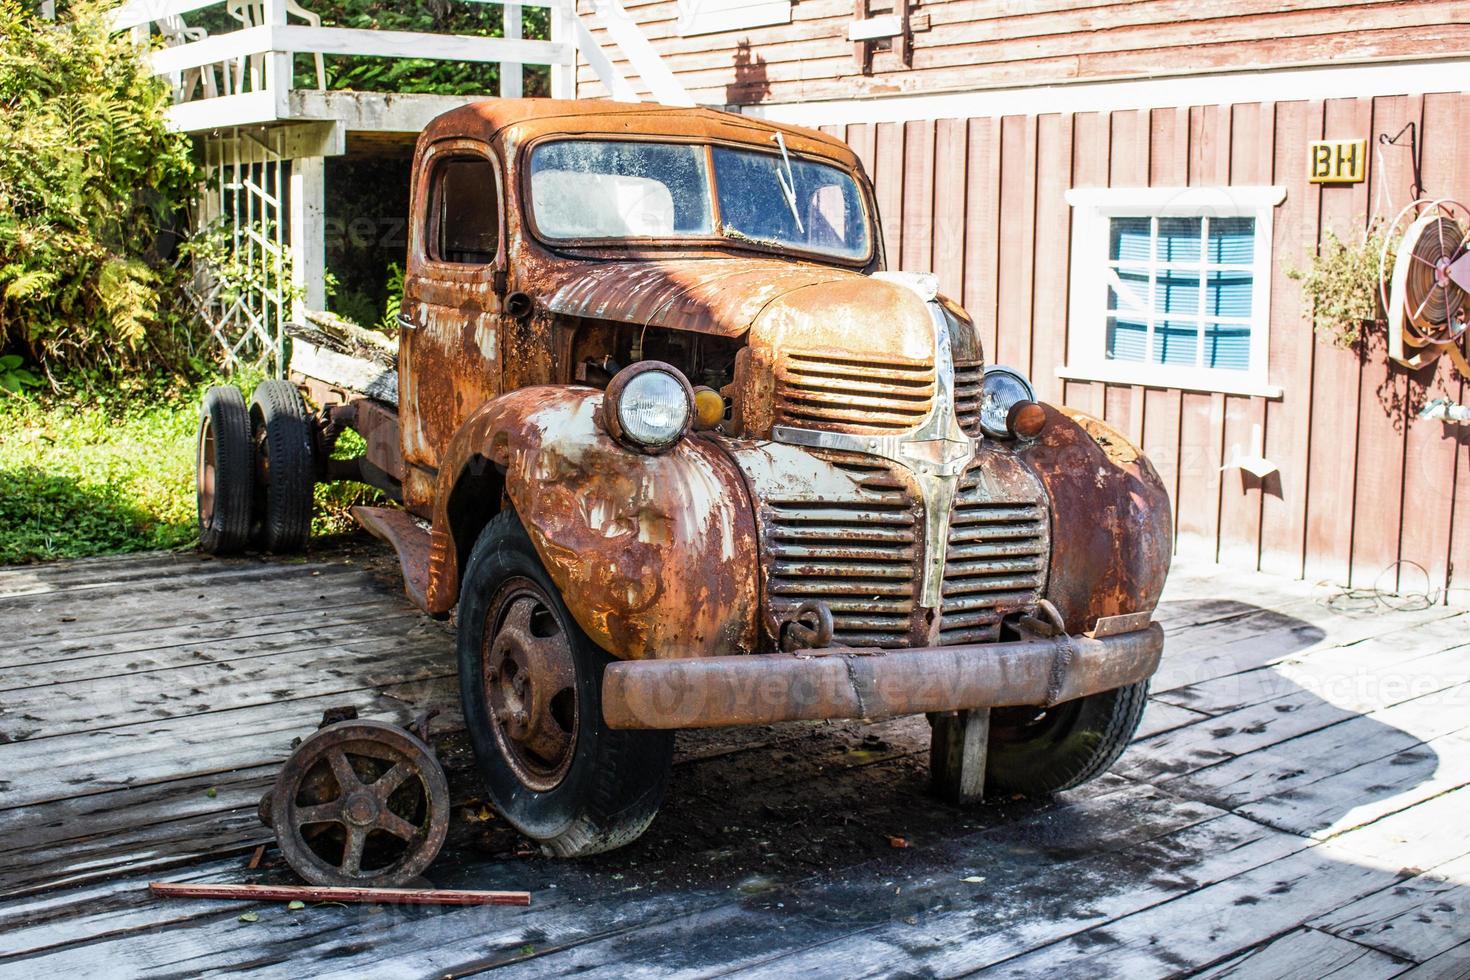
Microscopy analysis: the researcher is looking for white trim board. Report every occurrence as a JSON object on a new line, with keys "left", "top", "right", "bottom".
{"left": 742, "top": 59, "right": 1470, "bottom": 126}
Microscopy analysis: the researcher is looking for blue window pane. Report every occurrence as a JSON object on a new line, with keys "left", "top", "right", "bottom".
{"left": 1157, "top": 217, "right": 1201, "bottom": 262}
{"left": 1204, "top": 321, "right": 1251, "bottom": 370}
{"left": 1208, "top": 217, "right": 1254, "bottom": 263}
{"left": 1153, "top": 319, "right": 1199, "bottom": 366}
{"left": 1108, "top": 269, "right": 1150, "bottom": 312}
{"left": 1109, "top": 218, "right": 1151, "bottom": 262}
{"left": 1207, "top": 271, "right": 1253, "bottom": 318}
{"left": 1107, "top": 316, "right": 1148, "bottom": 362}
{"left": 1154, "top": 270, "right": 1200, "bottom": 316}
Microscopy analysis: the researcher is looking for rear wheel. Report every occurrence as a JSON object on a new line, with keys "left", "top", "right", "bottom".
{"left": 249, "top": 380, "right": 316, "bottom": 553}
{"left": 458, "top": 511, "right": 674, "bottom": 857}
{"left": 982, "top": 682, "right": 1150, "bottom": 796}
{"left": 196, "top": 385, "right": 254, "bottom": 554}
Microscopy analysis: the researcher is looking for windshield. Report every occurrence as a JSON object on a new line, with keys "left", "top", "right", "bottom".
{"left": 527, "top": 139, "right": 870, "bottom": 261}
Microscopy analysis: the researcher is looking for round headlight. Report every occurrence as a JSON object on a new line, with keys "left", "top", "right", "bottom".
{"left": 979, "top": 365, "right": 1036, "bottom": 439}
{"left": 601, "top": 362, "right": 694, "bottom": 452}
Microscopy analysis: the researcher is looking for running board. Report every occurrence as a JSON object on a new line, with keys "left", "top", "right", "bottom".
{"left": 352, "top": 505, "right": 435, "bottom": 615}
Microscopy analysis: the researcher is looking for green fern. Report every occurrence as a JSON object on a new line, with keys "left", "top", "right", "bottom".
{"left": 2, "top": 267, "right": 58, "bottom": 302}
{"left": 377, "top": 262, "right": 405, "bottom": 334}
{"left": 0, "top": 0, "right": 199, "bottom": 376}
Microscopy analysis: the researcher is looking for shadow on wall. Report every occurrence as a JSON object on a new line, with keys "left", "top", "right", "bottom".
{"left": 726, "top": 39, "right": 770, "bottom": 105}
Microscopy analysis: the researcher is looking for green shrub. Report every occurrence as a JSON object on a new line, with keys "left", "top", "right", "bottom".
{"left": 0, "top": 372, "right": 376, "bottom": 563}
{"left": 0, "top": 0, "right": 200, "bottom": 376}
{"left": 0, "top": 374, "right": 204, "bottom": 562}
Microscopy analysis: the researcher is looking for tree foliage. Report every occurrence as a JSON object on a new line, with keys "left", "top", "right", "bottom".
{"left": 189, "top": 0, "right": 551, "bottom": 96}
{"left": 309, "top": 0, "right": 550, "bottom": 96}
{"left": 0, "top": 0, "right": 200, "bottom": 377}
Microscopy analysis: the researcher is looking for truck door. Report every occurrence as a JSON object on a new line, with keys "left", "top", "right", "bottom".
{"left": 399, "top": 140, "right": 506, "bottom": 512}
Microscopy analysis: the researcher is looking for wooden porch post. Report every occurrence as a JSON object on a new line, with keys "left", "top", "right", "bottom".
{"left": 550, "top": 0, "right": 575, "bottom": 99}
{"left": 289, "top": 155, "right": 326, "bottom": 320}
{"left": 500, "top": 3, "right": 523, "bottom": 99}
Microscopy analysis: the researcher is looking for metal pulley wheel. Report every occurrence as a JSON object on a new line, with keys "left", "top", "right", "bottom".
{"left": 259, "top": 719, "right": 450, "bottom": 886}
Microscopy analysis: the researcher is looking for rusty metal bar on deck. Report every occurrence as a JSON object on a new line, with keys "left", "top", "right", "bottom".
{"left": 149, "top": 881, "right": 531, "bottom": 907}
{"left": 601, "top": 624, "right": 1163, "bottom": 730}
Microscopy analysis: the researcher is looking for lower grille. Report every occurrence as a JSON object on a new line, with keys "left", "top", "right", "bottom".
{"left": 765, "top": 466, "right": 918, "bottom": 647}
{"left": 940, "top": 471, "right": 1049, "bottom": 645}
{"left": 760, "top": 459, "right": 1048, "bottom": 651}
{"left": 940, "top": 487, "right": 1046, "bottom": 646}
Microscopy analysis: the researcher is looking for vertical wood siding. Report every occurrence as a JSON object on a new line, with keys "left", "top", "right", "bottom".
{"left": 822, "top": 93, "right": 1470, "bottom": 598}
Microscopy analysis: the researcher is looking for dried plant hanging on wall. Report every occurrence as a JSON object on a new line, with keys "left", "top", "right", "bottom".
{"left": 1287, "top": 221, "right": 1394, "bottom": 350}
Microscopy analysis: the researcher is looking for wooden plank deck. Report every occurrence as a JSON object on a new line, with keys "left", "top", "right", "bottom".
{"left": 1, "top": 544, "right": 1468, "bottom": 978}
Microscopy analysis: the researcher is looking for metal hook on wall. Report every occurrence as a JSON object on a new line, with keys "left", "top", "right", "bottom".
{"left": 1378, "top": 122, "right": 1424, "bottom": 200}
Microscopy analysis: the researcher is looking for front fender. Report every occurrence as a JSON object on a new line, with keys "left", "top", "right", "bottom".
{"left": 429, "top": 386, "right": 760, "bottom": 660}
{"left": 1018, "top": 406, "right": 1173, "bottom": 634}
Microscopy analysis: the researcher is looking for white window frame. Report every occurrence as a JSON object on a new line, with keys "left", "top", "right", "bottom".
{"left": 677, "top": 0, "right": 790, "bottom": 37}
{"left": 1061, "top": 185, "right": 1286, "bottom": 399}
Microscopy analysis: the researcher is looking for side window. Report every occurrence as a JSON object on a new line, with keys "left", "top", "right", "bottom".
{"left": 428, "top": 155, "right": 499, "bottom": 265}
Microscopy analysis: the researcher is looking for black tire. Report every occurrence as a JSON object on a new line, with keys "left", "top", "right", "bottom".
{"left": 982, "top": 682, "right": 1150, "bottom": 796}
{"left": 249, "top": 380, "right": 316, "bottom": 553}
{"left": 196, "top": 385, "right": 255, "bottom": 554}
{"left": 458, "top": 510, "right": 674, "bottom": 857}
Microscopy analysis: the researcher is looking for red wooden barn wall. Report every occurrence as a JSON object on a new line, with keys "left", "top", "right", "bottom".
{"left": 821, "top": 95, "right": 1470, "bottom": 596}
{"left": 577, "top": 0, "right": 1470, "bottom": 106}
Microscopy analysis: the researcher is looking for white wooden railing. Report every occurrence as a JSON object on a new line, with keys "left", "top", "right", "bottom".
{"left": 110, "top": 0, "right": 692, "bottom": 131}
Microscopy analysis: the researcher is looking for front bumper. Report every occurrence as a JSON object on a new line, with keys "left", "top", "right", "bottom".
{"left": 601, "top": 623, "right": 1163, "bottom": 729}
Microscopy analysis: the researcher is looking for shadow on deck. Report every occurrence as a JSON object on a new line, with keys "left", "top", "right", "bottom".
{"left": 1, "top": 547, "right": 1467, "bottom": 977}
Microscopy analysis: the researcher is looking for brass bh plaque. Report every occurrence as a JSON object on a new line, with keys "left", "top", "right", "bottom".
{"left": 1308, "top": 139, "right": 1367, "bottom": 184}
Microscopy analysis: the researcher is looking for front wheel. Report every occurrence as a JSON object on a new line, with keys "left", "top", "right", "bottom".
{"left": 982, "top": 682, "right": 1150, "bottom": 796}
{"left": 457, "top": 511, "right": 674, "bottom": 857}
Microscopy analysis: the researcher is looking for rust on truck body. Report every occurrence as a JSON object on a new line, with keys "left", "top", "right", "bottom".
{"left": 427, "top": 386, "right": 760, "bottom": 660}
{"left": 373, "top": 97, "right": 1170, "bottom": 681}
{"left": 1016, "top": 406, "right": 1174, "bottom": 635}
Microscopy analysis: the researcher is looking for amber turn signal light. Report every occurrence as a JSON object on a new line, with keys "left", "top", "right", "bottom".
{"left": 693, "top": 386, "right": 725, "bottom": 430}
{"left": 1007, "top": 400, "right": 1047, "bottom": 439}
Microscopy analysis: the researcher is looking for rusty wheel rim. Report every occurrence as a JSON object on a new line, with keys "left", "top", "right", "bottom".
{"left": 268, "top": 720, "right": 449, "bottom": 886}
{"left": 483, "top": 578, "right": 579, "bottom": 793}
{"left": 196, "top": 416, "right": 217, "bottom": 528}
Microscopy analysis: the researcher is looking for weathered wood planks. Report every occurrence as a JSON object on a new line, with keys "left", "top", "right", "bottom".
{"left": 1, "top": 549, "right": 1468, "bottom": 979}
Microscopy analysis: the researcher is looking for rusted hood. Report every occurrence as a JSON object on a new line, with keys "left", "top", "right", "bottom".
{"left": 542, "top": 258, "right": 869, "bottom": 338}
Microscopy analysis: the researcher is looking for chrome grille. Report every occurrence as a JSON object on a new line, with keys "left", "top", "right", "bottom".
{"left": 953, "top": 361, "right": 985, "bottom": 437}
{"left": 774, "top": 352, "right": 935, "bottom": 433}
{"left": 765, "top": 464, "right": 918, "bottom": 647}
{"left": 940, "top": 471, "right": 1049, "bottom": 645}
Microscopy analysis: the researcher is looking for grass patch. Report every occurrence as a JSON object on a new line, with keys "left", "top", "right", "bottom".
{"left": 0, "top": 375, "right": 377, "bottom": 565}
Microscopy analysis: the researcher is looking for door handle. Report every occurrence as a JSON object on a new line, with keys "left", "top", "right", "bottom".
{"left": 396, "top": 312, "right": 416, "bottom": 331}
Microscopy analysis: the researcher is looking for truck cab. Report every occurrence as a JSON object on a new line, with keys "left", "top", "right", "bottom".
{"left": 196, "top": 99, "right": 1172, "bottom": 857}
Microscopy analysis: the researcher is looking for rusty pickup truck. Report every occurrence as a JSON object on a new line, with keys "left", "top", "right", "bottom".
{"left": 196, "top": 99, "right": 1172, "bottom": 857}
